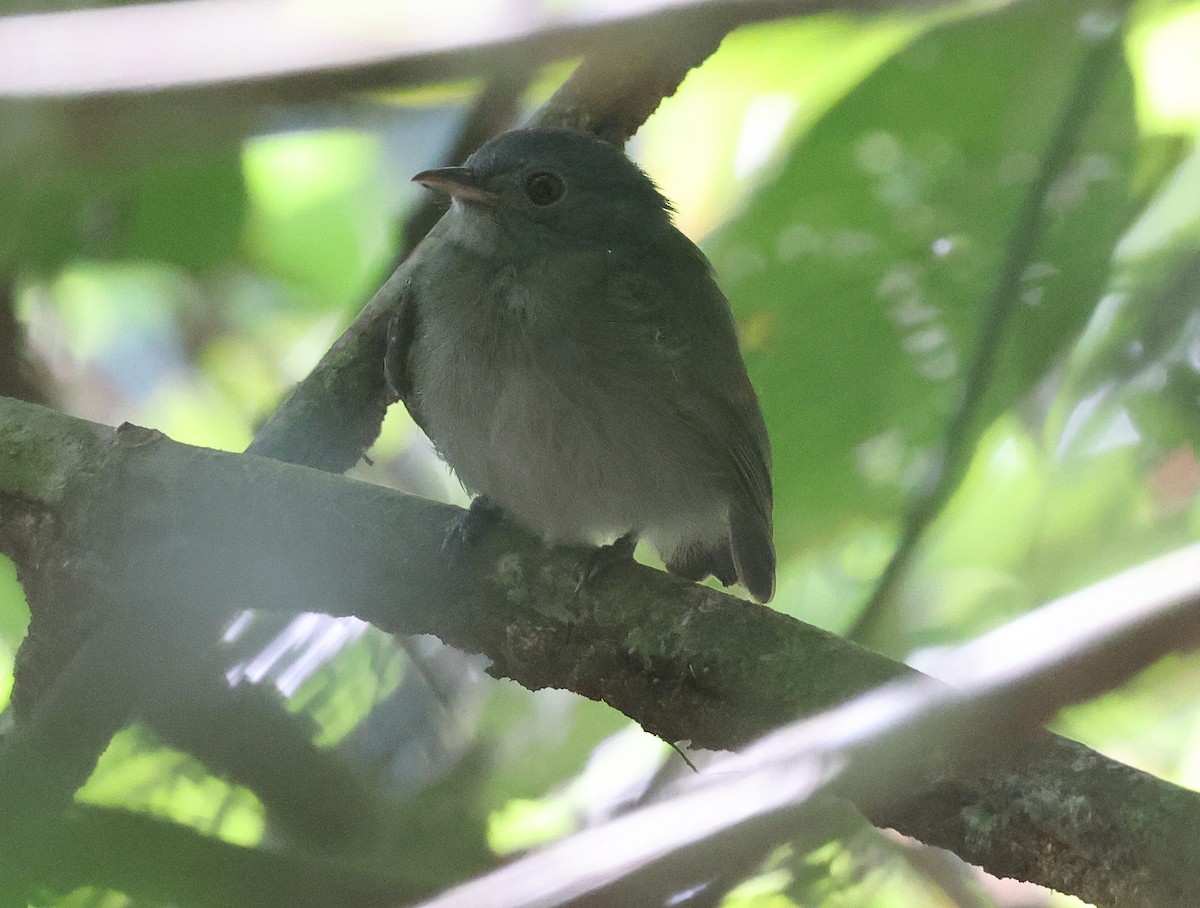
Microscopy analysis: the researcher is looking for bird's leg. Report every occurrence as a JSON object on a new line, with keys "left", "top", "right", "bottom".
{"left": 574, "top": 533, "right": 638, "bottom": 594}
{"left": 443, "top": 496, "right": 504, "bottom": 552}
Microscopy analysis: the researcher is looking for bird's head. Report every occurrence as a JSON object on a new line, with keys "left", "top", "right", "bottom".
{"left": 412, "top": 127, "right": 674, "bottom": 249}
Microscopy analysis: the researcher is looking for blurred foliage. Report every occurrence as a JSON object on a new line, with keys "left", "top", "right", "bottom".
{"left": 0, "top": 556, "right": 27, "bottom": 714}
{"left": 77, "top": 727, "right": 264, "bottom": 847}
{"left": 708, "top": 0, "right": 1135, "bottom": 555}
{"left": 4, "top": 0, "right": 1200, "bottom": 905}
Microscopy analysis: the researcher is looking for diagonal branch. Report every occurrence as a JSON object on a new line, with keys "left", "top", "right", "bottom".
{"left": 413, "top": 544, "right": 1200, "bottom": 908}
{"left": 48, "top": 805, "right": 421, "bottom": 908}
{"left": 526, "top": 16, "right": 730, "bottom": 145}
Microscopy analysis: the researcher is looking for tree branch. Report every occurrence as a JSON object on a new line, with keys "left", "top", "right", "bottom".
{"left": 413, "top": 544, "right": 1200, "bottom": 908}
{"left": 0, "top": 0, "right": 994, "bottom": 102}
{"left": 526, "top": 16, "right": 731, "bottom": 146}
{"left": 2, "top": 396, "right": 1199, "bottom": 902}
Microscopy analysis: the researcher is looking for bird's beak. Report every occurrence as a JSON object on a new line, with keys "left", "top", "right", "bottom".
{"left": 411, "top": 166, "right": 499, "bottom": 205}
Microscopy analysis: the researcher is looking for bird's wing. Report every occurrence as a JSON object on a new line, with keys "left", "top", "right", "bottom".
{"left": 384, "top": 278, "right": 429, "bottom": 435}
{"left": 651, "top": 241, "right": 773, "bottom": 526}
{"left": 715, "top": 376, "right": 773, "bottom": 527}
{"left": 684, "top": 328, "right": 775, "bottom": 602}
{"left": 718, "top": 387, "right": 775, "bottom": 603}
{"left": 612, "top": 240, "right": 775, "bottom": 600}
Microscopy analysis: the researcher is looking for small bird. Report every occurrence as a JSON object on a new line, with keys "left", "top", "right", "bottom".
{"left": 385, "top": 127, "right": 775, "bottom": 602}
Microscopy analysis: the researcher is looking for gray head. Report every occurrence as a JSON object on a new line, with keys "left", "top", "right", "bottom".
{"left": 412, "top": 128, "right": 675, "bottom": 249}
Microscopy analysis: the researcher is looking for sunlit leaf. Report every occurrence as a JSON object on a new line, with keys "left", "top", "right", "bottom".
{"left": 0, "top": 556, "right": 27, "bottom": 713}
{"left": 242, "top": 129, "right": 394, "bottom": 310}
{"left": 78, "top": 728, "right": 264, "bottom": 847}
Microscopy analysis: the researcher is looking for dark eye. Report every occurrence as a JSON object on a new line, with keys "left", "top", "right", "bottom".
{"left": 523, "top": 171, "right": 565, "bottom": 206}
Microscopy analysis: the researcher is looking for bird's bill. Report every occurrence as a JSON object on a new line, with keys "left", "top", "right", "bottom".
{"left": 411, "top": 166, "right": 499, "bottom": 205}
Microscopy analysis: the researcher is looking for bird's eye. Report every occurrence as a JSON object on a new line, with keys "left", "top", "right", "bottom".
{"left": 523, "top": 171, "right": 565, "bottom": 206}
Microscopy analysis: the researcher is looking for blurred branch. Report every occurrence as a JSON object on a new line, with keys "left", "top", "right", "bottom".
{"left": 0, "top": 0, "right": 989, "bottom": 102}
{"left": 398, "top": 66, "right": 538, "bottom": 263}
{"left": 46, "top": 805, "right": 418, "bottom": 908}
{"left": 36, "top": 753, "right": 493, "bottom": 908}
{"left": 0, "top": 275, "right": 49, "bottom": 405}
{"left": 848, "top": 10, "right": 1127, "bottom": 643}
{"left": 137, "top": 671, "right": 391, "bottom": 851}
{"left": 245, "top": 62, "right": 536, "bottom": 470}
{"left": 525, "top": 16, "right": 730, "bottom": 145}
{"left": 0, "top": 592, "right": 232, "bottom": 904}
{"left": 414, "top": 544, "right": 1200, "bottom": 908}
{"left": 3, "top": 396, "right": 1200, "bottom": 904}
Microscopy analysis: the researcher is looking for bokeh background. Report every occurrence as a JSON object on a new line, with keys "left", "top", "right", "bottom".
{"left": 3, "top": 0, "right": 1200, "bottom": 904}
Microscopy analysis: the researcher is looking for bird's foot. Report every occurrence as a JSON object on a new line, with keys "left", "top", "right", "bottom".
{"left": 443, "top": 496, "right": 504, "bottom": 553}
{"left": 573, "top": 533, "right": 638, "bottom": 595}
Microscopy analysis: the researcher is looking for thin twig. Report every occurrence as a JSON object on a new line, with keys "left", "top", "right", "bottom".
{"left": 846, "top": 21, "right": 1127, "bottom": 644}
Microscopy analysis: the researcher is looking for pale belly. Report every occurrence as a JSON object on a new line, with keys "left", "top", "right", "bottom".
{"left": 415, "top": 349, "right": 728, "bottom": 553}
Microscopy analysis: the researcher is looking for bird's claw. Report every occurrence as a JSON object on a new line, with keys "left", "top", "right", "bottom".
{"left": 573, "top": 533, "right": 638, "bottom": 595}
{"left": 443, "top": 496, "right": 504, "bottom": 554}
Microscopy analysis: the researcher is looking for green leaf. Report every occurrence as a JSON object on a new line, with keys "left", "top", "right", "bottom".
{"left": 2, "top": 122, "right": 245, "bottom": 273}
{"left": 115, "top": 145, "right": 246, "bottom": 269}
{"left": 0, "top": 556, "right": 29, "bottom": 714}
{"left": 241, "top": 129, "right": 393, "bottom": 310}
{"left": 705, "top": 1, "right": 1136, "bottom": 559}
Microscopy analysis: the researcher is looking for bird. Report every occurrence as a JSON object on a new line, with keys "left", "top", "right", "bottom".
{"left": 385, "top": 126, "right": 775, "bottom": 602}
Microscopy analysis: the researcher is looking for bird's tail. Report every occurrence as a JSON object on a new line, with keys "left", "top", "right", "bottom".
{"left": 665, "top": 504, "right": 775, "bottom": 603}
{"left": 730, "top": 500, "right": 775, "bottom": 603}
